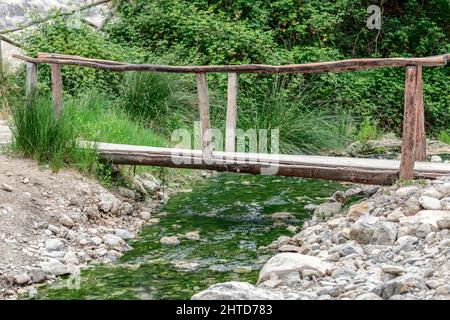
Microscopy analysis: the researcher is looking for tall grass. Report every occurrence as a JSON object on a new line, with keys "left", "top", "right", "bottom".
{"left": 9, "top": 95, "right": 97, "bottom": 170}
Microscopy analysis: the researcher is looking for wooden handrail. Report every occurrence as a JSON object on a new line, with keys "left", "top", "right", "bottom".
{"left": 13, "top": 53, "right": 449, "bottom": 74}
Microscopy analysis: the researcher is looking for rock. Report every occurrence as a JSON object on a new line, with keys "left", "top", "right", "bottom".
{"left": 1, "top": 183, "right": 13, "bottom": 192}
{"left": 347, "top": 202, "right": 370, "bottom": 222}
{"left": 135, "top": 174, "right": 160, "bottom": 193}
{"left": 172, "top": 260, "right": 199, "bottom": 271}
{"left": 271, "top": 212, "right": 296, "bottom": 220}
{"left": 349, "top": 215, "right": 378, "bottom": 244}
{"left": 382, "top": 265, "right": 405, "bottom": 275}
{"left": 400, "top": 210, "right": 450, "bottom": 229}
{"left": 45, "top": 239, "right": 64, "bottom": 251}
{"left": 160, "top": 236, "right": 180, "bottom": 246}
{"left": 102, "top": 234, "right": 125, "bottom": 249}
{"left": 63, "top": 251, "right": 80, "bottom": 265}
{"left": 286, "top": 225, "right": 298, "bottom": 233}
{"left": 314, "top": 202, "right": 342, "bottom": 220}
{"left": 121, "top": 202, "right": 134, "bottom": 215}
{"left": 381, "top": 274, "right": 426, "bottom": 299}
{"left": 257, "top": 253, "right": 330, "bottom": 284}
{"left": 422, "top": 188, "right": 442, "bottom": 199}
{"left": 355, "top": 292, "right": 382, "bottom": 300}
{"left": 117, "top": 187, "right": 136, "bottom": 199}
{"left": 13, "top": 273, "right": 30, "bottom": 285}
{"left": 335, "top": 241, "right": 364, "bottom": 256}
{"left": 181, "top": 231, "right": 200, "bottom": 241}
{"left": 419, "top": 196, "right": 441, "bottom": 210}
{"left": 304, "top": 204, "right": 317, "bottom": 211}
{"left": 437, "top": 216, "right": 450, "bottom": 229}
{"left": 371, "top": 221, "right": 398, "bottom": 245}
{"left": 278, "top": 244, "right": 303, "bottom": 253}
{"left": 40, "top": 259, "right": 69, "bottom": 276}
{"left": 147, "top": 218, "right": 160, "bottom": 225}
{"left": 430, "top": 155, "right": 443, "bottom": 162}
{"left": 386, "top": 210, "right": 405, "bottom": 222}
{"left": 97, "top": 192, "right": 122, "bottom": 215}
{"left": 29, "top": 269, "right": 47, "bottom": 283}
{"left": 395, "top": 186, "right": 419, "bottom": 197}
{"left": 139, "top": 210, "right": 152, "bottom": 221}
{"left": 333, "top": 190, "right": 347, "bottom": 203}
{"left": 115, "top": 228, "right": 134, "bottom": 240}
{"left": 441, "top": 197, "right": 450, "bottom": 210}
{"left": 192, "top": 282, "right": 283, "bottom": 300}
{"left": 59, "top": 214, "right": 75, "bottom": 228}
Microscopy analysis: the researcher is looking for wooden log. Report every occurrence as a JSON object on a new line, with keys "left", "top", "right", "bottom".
{"left": 50, "top": 64, "right": 63, "bottom": 116}
{"left": 12, "top": 53, "right": 450, "bottom": 74}
{"left": 225, "top": 73, "right": 238, "bottom": 152}
{"left": 414, "top": 65, "right": 426, "bottom": 161}
{"left": 0, "top": 34, "right": 22, "bottom": 48}
{"left": 37, "top": 53, "right": 126, "bottom": 66}
{"left": 400, "top": 66, "right": 420, "bottom": 180}
{"left": 25, "top": 62, "right": 38, "bottom": 98}
{"left": 196, "top": 73, "right": 212, "bottom": 157}
{"left": 0, "top": 39, "right": 3, "bottom": 76}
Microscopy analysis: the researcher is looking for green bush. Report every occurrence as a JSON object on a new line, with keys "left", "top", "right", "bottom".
{"left": 437, "top": 130, "right": 450, "bottom": 145}
{"left": 357, "top": 117, "right": 379, "bottom": 144}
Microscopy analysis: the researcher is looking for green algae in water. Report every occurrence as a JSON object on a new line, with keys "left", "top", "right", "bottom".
{"left": 35, "top": 173, "right": 347, "bottom": 300}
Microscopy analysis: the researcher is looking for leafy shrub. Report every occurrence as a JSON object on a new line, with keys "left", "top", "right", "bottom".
{"left": 357, "top": 117, "right": 379, "bottom": 144}
{"left": 437, "top": 130, "right": 450, "bottom": 145}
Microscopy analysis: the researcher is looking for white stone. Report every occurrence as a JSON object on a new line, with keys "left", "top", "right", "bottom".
{"left": 271, "top": 212, "right": 296, "bottom": 220}
{"left": 441, "top": 197, "right": 450, "bottom": 210}
{"left": 45, "top": 239, "right": 64, "bottom": 251}
{"left": 430, "top": 155, "right": 443, "bottom": 162}
{"left": 400, "top": 210, "right": 450, "bottom": 229}
{"left": 115, "top": 229, "right": 134, "bottom": 240}
{"left": 395, "top": 186, "right": 419, "bottom": 197}
{"left": 192, "top": 281, "right": 284, "bottom": 300}
{"left": 257, "top": 253, "right": 330, "bottom": 284}
{"left": 102, "top": 234, "right": 125, "bottom": 249}
{"left": 40, "top": 259, "right": 69, "bottom": 276}
{"left": 419, "top": 196, "right": 441, "bottom": 210}
{"left": 160, "top": 236, "right": 180, "bottom": 246}
{"left": 59, "top": 214, "right": 75, "bottom": 228}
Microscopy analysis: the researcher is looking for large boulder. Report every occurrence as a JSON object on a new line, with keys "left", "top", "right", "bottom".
{"left": 349, "top": 216, "right": 398, "bottom": 245}
{"left": 419, "top": 196, "right": 441, "bottom": 210}
{"left": 314, "top": 202, "right": 342, "bottom": 221}
{"left": 192, "top": 282, "right": 283, "bottom": 300}
{"left": 399, "top": 210, "right": 450, "bottom": 230}
{"left": 257, "top": 253, "right": 330, "bottom": 284}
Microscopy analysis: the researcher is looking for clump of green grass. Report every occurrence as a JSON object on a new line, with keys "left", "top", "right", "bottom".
{"left": 69, "top": 91, "right": 167, "bottom": 147}
{"left": 9, "top": 95, "right": 97, "bottom": 170}
{"left": 357, "top": 116, "right": 378, "bottom": 144}
{"left": 437, "top": 130, "right": 450, "bottom": 145}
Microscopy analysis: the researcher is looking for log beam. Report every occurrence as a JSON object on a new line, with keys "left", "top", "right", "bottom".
{"left": 225, "top": 73, "right": 238, "bottom": 152}
{"left": 196, "top": 73, "right": 212, "bottom": 157}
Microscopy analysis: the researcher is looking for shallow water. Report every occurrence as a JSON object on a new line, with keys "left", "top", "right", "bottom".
{"left": 35, "top": 173, "right": 347, "bottom": 300}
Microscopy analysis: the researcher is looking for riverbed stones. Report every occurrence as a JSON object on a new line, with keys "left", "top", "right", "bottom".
{"left": 102, "top": 234, "right": 125, "bottom": 249}
{"left": 40, "top": 259, "right": 69, "bottom": 276}
{"left": 45, "top": 239, "right": 64, "bottom": 251}
{"left": 314, "top": 202, "right": 342, "bottom": 221}
{"left": 395, "top": 186, "right": 419, "bottom": 198}
{"left": 12, "top": 273, "right": 30, "bottom": 285}
{"left": 59, "top": 214, "right": 75, "bottom": 228}
{"left": 192, "top": 281, "right": 284, "bottom": 300}
{"left": 115, "top": 228, "right": 134, "bottom": 240}
{"left": 160, "top": 236, "right": 180, "bottom": 246}
{"left": 181, "top": 231, "right": 200, "bottom": 241}
{"left": 347, "top": 201, "right": 370, "bottom": 222}
{"left": 1, "top": 183, "right": 13, "bottom": 192}
{"left": 419, "top": 196, "right": 441, "bottom": 210}
{"left": 271, "top": 212, "right": 296, "bottom": 220}
{"left": 257, "top": 253, "right": 330, "bottom": 284}
{"left": 96, "top": 192, "right": 122, "bottom": 215}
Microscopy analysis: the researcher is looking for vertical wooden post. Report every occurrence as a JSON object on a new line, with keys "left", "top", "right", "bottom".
{"left": 399, "top": 66, "right": 420, "bottom": 180}
{"left": 225, "top": 72, "right": 238, "bottom": 152}
{"left": 413, "top": 65, "right": 426, "bottom": 161}
{"left": 25, "top": 62, "right": 38, "bottom": 98}
{"left": 0, "top": 39, "right": 3, "bottom": 77}
{"left": 196, "top": 73, "right": 212, "bottom": 158}
{"left": 50, "top": 64, "right": 63, "bottom": 117}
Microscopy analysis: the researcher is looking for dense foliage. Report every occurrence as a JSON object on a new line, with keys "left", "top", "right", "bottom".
{"left": 19, "top": 0, "right": 450, "bottom": 151}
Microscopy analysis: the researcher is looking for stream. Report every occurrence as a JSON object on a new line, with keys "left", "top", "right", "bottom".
{"left": 35, "top": 173, "right": 348, "bottom": 300}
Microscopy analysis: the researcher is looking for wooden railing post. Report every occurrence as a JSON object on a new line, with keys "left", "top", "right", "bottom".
{"left": 50, "top": 64, "right": 63, "bottom": 117}
{"left": 414, "top": 65, "right": 426, "bottom": 161}
{"left": 399, "top": 65, "right": 420, "bottom": 180}
{"left": 196, "top": 73, "right": 212, "bottom": 158}
{"left": 25, "top": 62, "right": 38, "bottom": 98}
{"left": 225, "top": 72, "right": 238, "bottom": 152}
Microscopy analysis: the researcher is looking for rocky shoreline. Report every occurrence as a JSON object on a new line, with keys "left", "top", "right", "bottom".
{"left": 193, "top": 177, "right": 450, "bottom": 300}
{"left": 0, "top": 154, "right": 169, "bottom": 299}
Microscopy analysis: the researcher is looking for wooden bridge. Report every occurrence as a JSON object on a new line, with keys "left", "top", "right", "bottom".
{"left": 13, "top": 52, "right": 450, "bottom": 185}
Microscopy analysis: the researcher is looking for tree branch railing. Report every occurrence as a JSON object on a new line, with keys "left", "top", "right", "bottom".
{"left": 12, "top": 52, "right": 450, "bottom": 181}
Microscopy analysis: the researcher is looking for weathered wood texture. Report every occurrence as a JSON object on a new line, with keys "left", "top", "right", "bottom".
{"left": 414, "top": 66, "right": 426, "bottom": 161}
{"left": 225, "top": 73, "right": 238, "bottom": 152}
{"left": 26, "top": 62, "right": 38, "bottom": 97}
{"left": 400, "top": 66, "right": 423, "bottom": 180}
{"left": 79, "top": 141, "right": 450, "bottom": 185}
{"left": 50, "top": 64, "right": 63, "bottom": 116}
{"left": 13, "top": 53, "right": 449, "bottom": 74}
{"left": 196, "top": 73, "right": 212, "bottom": 157}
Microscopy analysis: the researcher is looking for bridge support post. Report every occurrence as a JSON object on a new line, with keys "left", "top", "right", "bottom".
{"left": 26, "top": 62, "right": 38, "bottom": 98}
{"left": 196, "top": 73, "right": 212, "bottom": 158}
{"left": 51, "top": 64, "right": 63, "bottom": 117}
{"left": 400, "top": 65, "right": 424, "bottom": 180}
{"left": 225, "top": 73, "right": 238, "bottom": 153}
